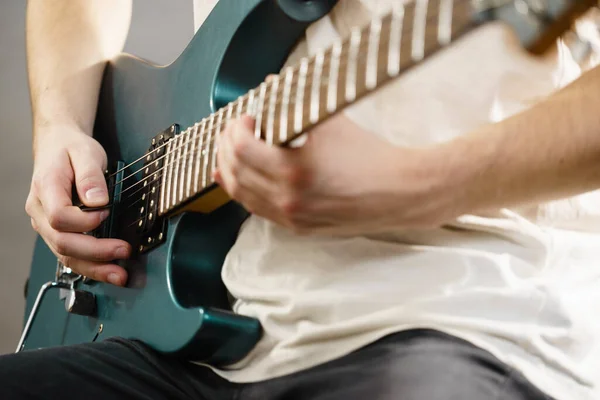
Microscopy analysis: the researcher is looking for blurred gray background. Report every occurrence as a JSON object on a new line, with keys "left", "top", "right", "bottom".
{"left": 0, "top": 0, "right": 193, "bottom": 354}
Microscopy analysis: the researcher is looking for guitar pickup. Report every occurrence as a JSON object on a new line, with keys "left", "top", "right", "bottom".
{"left": 136, "top": 124, "right": 178, "bottom": 253}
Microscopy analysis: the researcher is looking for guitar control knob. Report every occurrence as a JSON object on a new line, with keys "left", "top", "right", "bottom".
{"left": 65, "top": 289, "right": 96, "bottom": 316}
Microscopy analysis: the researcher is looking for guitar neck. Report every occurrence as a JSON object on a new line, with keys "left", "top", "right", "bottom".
{"left": 157, "top": 0, "right": 594, "bottom": 216}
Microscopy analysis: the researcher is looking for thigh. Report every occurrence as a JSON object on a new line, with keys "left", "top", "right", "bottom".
{"left": 0, "top": 337, "right": 234, "bottom": 400}
{"left": 243, "top": 329, "right": 552, "bottom": 400}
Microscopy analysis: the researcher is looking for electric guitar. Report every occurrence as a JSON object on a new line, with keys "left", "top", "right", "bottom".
{"left": 19, "top": 0, "right": 596, "bottom": 367}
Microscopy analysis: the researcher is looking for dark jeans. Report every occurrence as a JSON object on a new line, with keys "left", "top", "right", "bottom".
{"left": 0, "top": 329, "right": 553, "bottom": 400}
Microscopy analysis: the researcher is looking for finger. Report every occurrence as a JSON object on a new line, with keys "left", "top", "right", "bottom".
{"left": 216, "top": 124, "right": 277, "bottom": 197}
{"left": 44, "top": 237, "right": 128, "bottom": 286}
{"left": 60, "top": 256, "right": 128, "bottom": 286}
{"left": 32, "top": 213, "right": 128, "bottom": 286}
{"left": 214, "top": 129, "right": 237, "bottom": 195}
{"left": 29, "top": 198, "right": 131, "bottom": 263}
{"left": 69, "top": 144, "right": 109, "bottom": 208}
{"left": 230, "top": 115, "right": 287, "bottom": 179}
{"left": 236, "top": 189, "right": 282, "bottom": 223}
{"left": 214, "top": 167, "right": 283, "bottom": 223}
{"left": 37, "top": 165, "right": 109, "bottom": 233}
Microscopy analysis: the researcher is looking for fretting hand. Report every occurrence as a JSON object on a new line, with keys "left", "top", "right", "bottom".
{"left": 213, "top": 114, "right": 454, "bottom": 236}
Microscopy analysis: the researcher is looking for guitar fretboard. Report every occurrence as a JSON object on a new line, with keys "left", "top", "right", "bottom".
{"left": 158, "top": 0, "right": 474, "bottom": 216}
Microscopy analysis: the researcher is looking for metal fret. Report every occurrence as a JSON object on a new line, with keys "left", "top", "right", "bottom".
{"left": 202, "top": 114, "right": 215, "bottom": 187}
{"left": 366, "top": 19, "right": 382, "bottom": 89}
{"left": 438, "top": 0, "right": 453, "bottom": 45}
{"left": 388, "top": 2, "right": 405, "bottom": 77}
{"left": 236, "top": 97, "right": 244, "bottom": 118}
{"left": 193, "top": 119, "right": 206, "bottom": 192}
{"left": 211, "top": 109, "right": 224, "bottom": 176}
{"left": 216, "top": 108, "right": 224, "bottom": 136}
{"left": 160, "top": 140, "right": 172, "bottom": 213}
{"left": 327, "top": 39, "right": 342, "bottom": 113}
{"left": 226, "top": 102, "right": 233, "bottom": 123}
{"left": 280, "top": 67, "right": 294, "bottom": 143}
{"left": 187, "top": 124, "right": 198, "bottom": 197}
{"left": 294, "top": 57, "right": 309, "bottom": 134}
{"left": 412, "top": 0, "right": 429, "bottom": 61}
{"left": 345, "top": 27, "right": 362, "bottom": 102}
{"left": 165, "top": 139, "right": 175, "bottom": 210}
{"left": 172, "top": 134, "right": 184, "bottom": 206}
{"left": 255, "top": 83, "right": 267, "bottom": 139}
{"left": 247, "top": 89, "right": 256, "bottom": 116}
{"left": 179, "top": 129, "right": 190, "bottom": 202}
{"left": 266, "top": 75, "right": 279, "bottom": 145}
{"left": 310, "top": 49, "right": 325, "bottom": 124}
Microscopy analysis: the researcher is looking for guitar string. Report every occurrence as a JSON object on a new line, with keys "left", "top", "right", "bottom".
{"left": 107, "top": 0, "right": 465, "bottom": 181}
{"left": 112, "top": 5, "right": 447, "bottom": 227}
{"left": 112, "top": 18, "right": 473, "bottom": 228}
{"left": 112, "top": 52, "right": 348, "bottom": 200}
{"left": 82, "top": 1, "right": 583, "bottom": 237}
{"left": 116, "top": 165, "right": 221, "bottom": 229}
{"left": 109, "top": 1, "right": 471, "bottom": 217}
{"left": 107, "top": 38, "right": 348, "bottom": 190}
{"left": 105, "top": 3, "right": 457, "bottom": 195}
{"left": 110, "top": 60, "right": 338, "bottom": 222}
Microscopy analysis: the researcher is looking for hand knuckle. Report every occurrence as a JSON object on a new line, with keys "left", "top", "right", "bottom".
{"left": 79, "top": 141, "right": 94, "bottom": 154}
{"left": 283, "top": 166, "right": 306, "bottom": 189}
{"left": 32, "top": 174, "right": 43, "bottom": 191}
{"left": 47, "top": 211, "right": 63, "bottom": 230}
{"left": 25, "top": 198, "right": 35, "bottom": 216}
{"left": 53, "top": 234, "right": 69, "bottom": 255}
{"left": 81, "top": 139, "right": 105, "bottom": 158}
{"left": 229, "top": 181, "right": 242, "bottom": 199}
{"left": 280, "top": 194, "right": 302, "bottom": 218}
{"left": 233, "top": 138, "right": 246, "bottom": 158}
{"left": 229, "top": 158, "right": 240, "bottom": 177}
{"left": 35, "top": 174, "right": 47, "bottom": 193}
{"left": 40, "top": 170, "right": 60, "bottom": 190}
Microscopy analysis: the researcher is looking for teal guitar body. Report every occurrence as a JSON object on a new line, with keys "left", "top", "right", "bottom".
{"left": 21, "top": 0, "right": 337, "bottom": 366}
{"left": 20, "top": 0, "right": 593, "bottom": 368}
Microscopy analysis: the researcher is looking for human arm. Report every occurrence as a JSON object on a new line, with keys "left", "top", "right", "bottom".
{"left": 25, "top": 0, "right": 133, "bottom": 285}
{"left": 437, "top": 64, "right": 600, "bottom": 219}
{"left": 213, "top": 64, "right": 600, "bottom": 235}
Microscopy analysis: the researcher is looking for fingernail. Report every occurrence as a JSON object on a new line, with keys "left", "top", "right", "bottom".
{"left": 100, "top": 210, "right": 110, "bottom": 221}
{"left": 108, "top": 273, "right": 122, "bottom": 285}
{"left": 115, "top": 247, "right": 128, "bottom": 259}
{"left": 85, "top": 188, "right": 107, "bottom": 202}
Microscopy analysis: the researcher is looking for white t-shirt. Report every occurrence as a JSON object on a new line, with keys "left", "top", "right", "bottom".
{"left": 193, "top": 1, "right": 600, "bottom": 399}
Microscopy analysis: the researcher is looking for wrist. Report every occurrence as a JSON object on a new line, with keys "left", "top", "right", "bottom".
{"left": 32, "top": 120, "right": 92, "bottom": 156}
{"left": 31, "top": 84, "right": 97, "bottom": 135}
{"left": 33, "top": 109, "right": 92, "bottom": 137}
{"left": 390, "top": 139, "right": 488, "bottom": 228}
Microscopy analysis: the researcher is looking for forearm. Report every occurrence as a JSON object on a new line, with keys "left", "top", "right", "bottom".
{"left": 435, "top": 64, "right": 600, "bottom": 219}
{"left": 26, "top": 0, "right": 131, "bottom": 146}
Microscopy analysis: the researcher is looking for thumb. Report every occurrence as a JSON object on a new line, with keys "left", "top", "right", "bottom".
{"left": 70, "top": 145, "right": 109, "bottom": 207}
